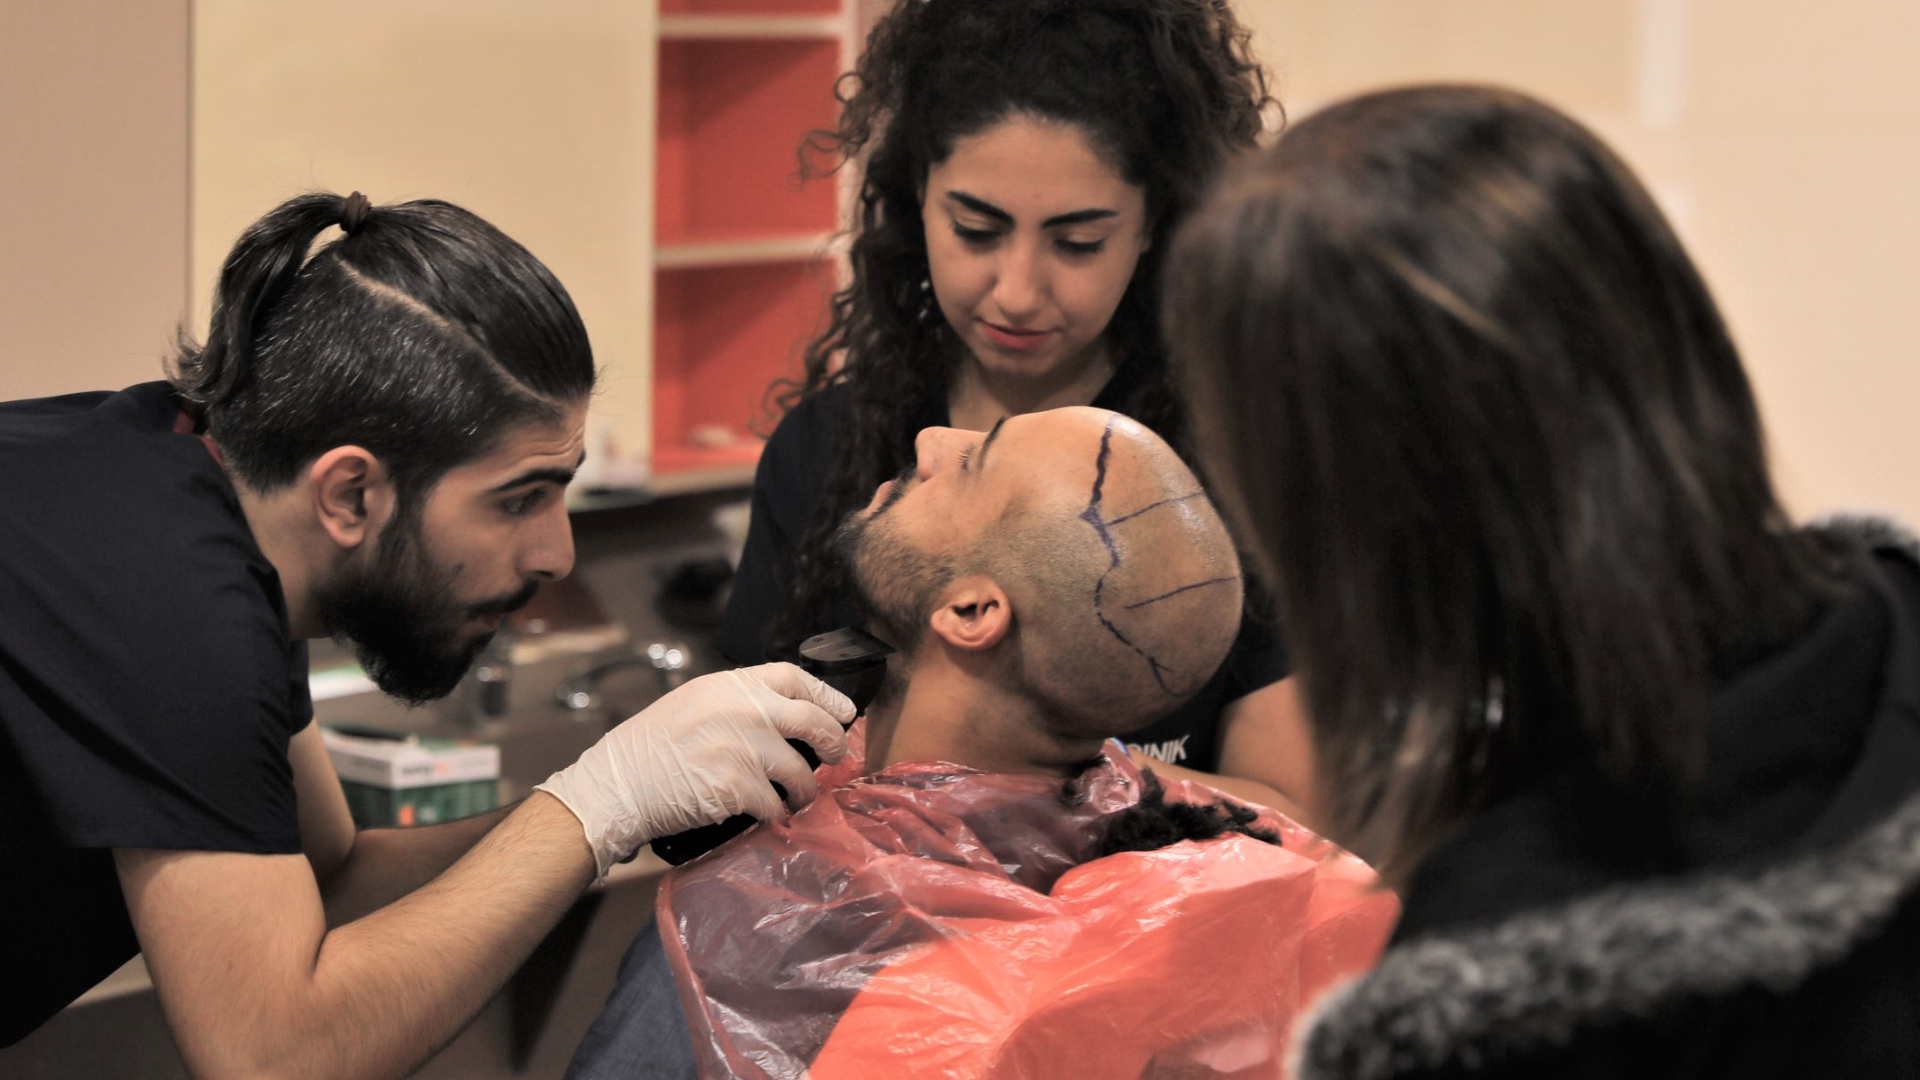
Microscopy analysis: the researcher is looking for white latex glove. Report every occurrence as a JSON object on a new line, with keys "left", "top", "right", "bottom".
{"left": 536, "top": 663, "right": 854, "bottom": 881}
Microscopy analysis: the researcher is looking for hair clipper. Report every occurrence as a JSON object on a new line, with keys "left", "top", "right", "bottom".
{"left": 648, "top": 628, "right": 893, "bottom": 865}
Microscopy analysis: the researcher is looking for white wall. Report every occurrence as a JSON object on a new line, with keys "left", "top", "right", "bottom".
{"left": 1237, "top": 0, "right": 1920, "bottom": 523}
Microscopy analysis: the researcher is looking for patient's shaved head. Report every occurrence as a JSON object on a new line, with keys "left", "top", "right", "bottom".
{"left": 837, "top": 407, "right": 1243, "bottom": 739}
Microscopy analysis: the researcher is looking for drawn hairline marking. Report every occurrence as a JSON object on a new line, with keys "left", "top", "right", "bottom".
{"left": 1123, "top": 577, "right": 1239, "bottom": 612}
{"left": 1077, "top": 417, "right": 1236, "bottom": 696}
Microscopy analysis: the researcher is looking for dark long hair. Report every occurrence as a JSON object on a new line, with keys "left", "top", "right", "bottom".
{"left": 171, "top": 192, "right": 595, "bottom": 513}
{"left": 1093, "top": 769, "right": 1280, "bottom": 857}
{"left": 763, "top": 0, "right": 1275, "bottom": 658}
{"left": 1166, "top": 85, "right": 1838, "bottom": 882}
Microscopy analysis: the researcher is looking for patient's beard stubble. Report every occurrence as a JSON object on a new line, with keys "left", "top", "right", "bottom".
{"left": 833, "top": 509, "right": 953, "bottom": 655}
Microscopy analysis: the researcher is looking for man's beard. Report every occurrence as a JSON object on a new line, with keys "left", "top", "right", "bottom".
{"left": 313, "top": 507, "right": 538, "bottom": 706}
{"left": 832, "top": 504, "right": 953, "bottom": 652}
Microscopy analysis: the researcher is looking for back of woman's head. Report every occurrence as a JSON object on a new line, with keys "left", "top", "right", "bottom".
{"left": 171, "top": 192, "right": 595, "bottom": 511}
{"left": 1166, "top": 84, "right": 1834, "bottom": 880}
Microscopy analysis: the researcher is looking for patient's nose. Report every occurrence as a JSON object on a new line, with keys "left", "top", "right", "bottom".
{"left": 914, "top": 426, "right": 971, "bottom": 480}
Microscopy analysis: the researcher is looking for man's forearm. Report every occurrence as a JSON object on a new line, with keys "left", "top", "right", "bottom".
{"left": 122, "top": 793, "right": 595, "bottom": 1080}
{"left": 126, "top": 663, "right": 854, "bottom": 1080}
{"left": 291, "top": 793, "right": 595, "bottom": 1080}
{"left": 318, "top": 802, "right": 517, "bottom": 926}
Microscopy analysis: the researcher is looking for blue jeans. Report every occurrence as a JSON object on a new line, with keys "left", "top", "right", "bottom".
{"left": 564, "top": 919, "right": 699, "bottom": 1080}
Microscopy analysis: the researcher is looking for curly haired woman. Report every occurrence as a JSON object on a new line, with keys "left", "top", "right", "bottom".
{"left": 716, "top": 0, "right": 1310, "bottom": 813}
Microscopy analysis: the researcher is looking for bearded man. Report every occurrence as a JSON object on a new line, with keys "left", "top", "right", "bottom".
{"left": 0, "top": 191, "right": 848, "bottom": 1076}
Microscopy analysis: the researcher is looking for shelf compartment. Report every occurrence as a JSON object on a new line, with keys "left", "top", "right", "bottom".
{"left": 659, "top": 14, "right": 844, "bottom": 40}
{"left": 661, "top": 0, "right": 840, "bottom": 15}
{"left": 651, "top": 258, "right": 836, "bottom": 478}
{"left": 656, "top": 37, "right": 841, "bottom": 247}
{"left": 647, "top": 459, "right": 760, "bottom": 496}
{"left": 655, "top": 231, "right": 837, "bottom": 269}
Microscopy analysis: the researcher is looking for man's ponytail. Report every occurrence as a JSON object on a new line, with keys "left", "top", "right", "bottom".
{"left": 170, "top": 192, "right": 350, "bottom": 408}
{"left": 164, "top": 188, "right": 593, "bottom": 498}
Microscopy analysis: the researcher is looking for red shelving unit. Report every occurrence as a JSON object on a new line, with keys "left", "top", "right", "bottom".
{"left": 649, "top": 3, "right": 848, "bottom": 491}
{"left": 655, "top": 38, "right": 839, "bottom": 247}
{"left": 652, "top": 258, "right": 837, "bottom": 475}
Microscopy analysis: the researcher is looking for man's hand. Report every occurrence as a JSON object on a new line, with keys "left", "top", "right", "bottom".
{"left": 536, "top": 662, "right": 854, "bottom": 878}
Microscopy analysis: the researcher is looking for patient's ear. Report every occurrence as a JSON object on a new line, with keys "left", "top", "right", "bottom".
{"left": 307, "top": 446, "right": 396, "bottom": 552}
{"left": 929, "top": 575, "right": 1011, "bottom": 652}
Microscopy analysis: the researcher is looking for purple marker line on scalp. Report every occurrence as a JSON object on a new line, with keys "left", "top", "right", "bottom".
{"left": 1077, "top": 417, "right": 1237, "bottom": 695}
{"left": 1123, "top": 577, "right": 1239, "bottom": 612}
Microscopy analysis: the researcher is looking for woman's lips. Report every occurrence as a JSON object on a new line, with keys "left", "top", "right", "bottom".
{"left": 980, "top": 321, "right": 1054, "bottom": 351}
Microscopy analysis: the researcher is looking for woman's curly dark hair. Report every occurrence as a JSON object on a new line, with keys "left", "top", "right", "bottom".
{"left": 763, "top": 0, "right": 1276, "bottom": 657}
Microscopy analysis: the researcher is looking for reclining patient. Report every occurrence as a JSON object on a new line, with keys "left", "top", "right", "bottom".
{"left": 566, "top": 407, "right": 1394, "bottom": 1080}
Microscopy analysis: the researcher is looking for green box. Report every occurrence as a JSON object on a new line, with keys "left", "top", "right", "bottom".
{"left": 337, "top": 777, "right": 499, "bottom": 829}
{"left": 322, "top": 726, "right": 501, "bottom": 829}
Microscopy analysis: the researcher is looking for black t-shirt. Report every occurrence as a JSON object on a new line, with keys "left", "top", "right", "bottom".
{"left": 0, "top": 382, "right": 311, "bottom": 1046}
{"left": 714, "top": 377, "right": 1290, "bottom": 773}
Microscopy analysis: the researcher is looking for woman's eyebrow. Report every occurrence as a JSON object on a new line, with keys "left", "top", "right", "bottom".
{"left": 946, "top": 191, "right": 1013, "bottom": 224}
{"left": 945, "top": 191, "right": 1118, "bottom": 230}
{"left": 1040, "top": 208, "right": 1119, "bottom": 228}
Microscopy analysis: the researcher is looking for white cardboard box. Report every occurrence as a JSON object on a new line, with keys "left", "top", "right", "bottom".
{"left": 321, "top": 728, "right": 500, "bottom": 790}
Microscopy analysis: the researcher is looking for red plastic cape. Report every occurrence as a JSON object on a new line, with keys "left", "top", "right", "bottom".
{"left": 657, "top": 725, "right": 1397, "bottom": 1079}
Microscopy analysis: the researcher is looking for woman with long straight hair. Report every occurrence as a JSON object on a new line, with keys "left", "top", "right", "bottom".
{"left": 1168, "top": 84, "right": 1920, "bottom": 1075}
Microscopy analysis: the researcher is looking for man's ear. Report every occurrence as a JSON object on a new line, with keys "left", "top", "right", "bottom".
{"left": 928, "top": 575, "right": 1012, "bottom": 652}
{"left": 306, "top": 446, "right": 396, "bottom": 552}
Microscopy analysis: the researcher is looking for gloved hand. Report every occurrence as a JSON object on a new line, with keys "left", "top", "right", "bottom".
{"left": 536, "top": 663, "right": 854, "bottom": 881}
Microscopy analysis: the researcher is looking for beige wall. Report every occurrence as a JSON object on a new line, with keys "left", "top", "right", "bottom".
{"left": 1238, "top": 0, "right": 1920, "bottom": 523}
{"left": 5, "top": 1, "right": 1915, "bottom": 522}
{"left": 191, "top": 0, "right": 658, "bottom": 466}
{"left": 0, "top": 0, "right": 190, "bottom": 401}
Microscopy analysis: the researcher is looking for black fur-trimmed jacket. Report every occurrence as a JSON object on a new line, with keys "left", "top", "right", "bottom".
{"left": 1295, "top": 517, "right": 1920, "bottom": 1079}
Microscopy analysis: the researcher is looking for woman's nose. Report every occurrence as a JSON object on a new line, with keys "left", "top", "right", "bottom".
{"left": 992, "top": 241, "right": 1045, "bottom": 320}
